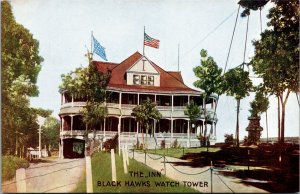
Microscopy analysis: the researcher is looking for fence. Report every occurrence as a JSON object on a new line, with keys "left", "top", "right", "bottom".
{"left": 128, "top": 148, "right": 236, "bottom": 193}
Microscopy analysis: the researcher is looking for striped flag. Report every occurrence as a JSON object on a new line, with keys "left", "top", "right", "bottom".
{"left": 92, "top": 35, "right": 107, "bottom": 61}
{"left": 144, "top": 33, "right": 160, "bottom": 49}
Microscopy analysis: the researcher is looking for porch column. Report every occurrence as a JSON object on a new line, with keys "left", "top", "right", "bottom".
{"left": 214, "top": 122, "right": 217, "bottom": 136}
{"left": 71, "top": 95, "right": 74, "bottom": 107}
{"left": 154, "top": 94, "right": 157, "bottom": 104}
{"left": 187, "top": 120, "right": 190, "bottom": 148}
{"left": 103, "top": 118, "right": 106, "bottom": 137}
{"left": 61, "top": 93, "right": 64, "bottom": 105}
{"left": 60, "top": 116, "right": 63, "bottom": 132}
{"left": 61, "top": 138, "right": 64, "bottom": 159}
{"left": 170, "top": 119, "right": 173, "bottom": 145}
{"left": 119, "top": 92, "right": 122, "bottom": 109}
{"left": 118, "top": 116, "right": 121, "bottom": 155}
{"left": 71, "top": 115, "right": 74, "bottom": 135}
{"left": 171, "top": 95, "right": 174, "bottom": 143}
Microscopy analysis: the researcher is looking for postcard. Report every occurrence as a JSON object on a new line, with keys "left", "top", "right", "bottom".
{"left": 2, "top": 0, "right": 299, "bottom": 193}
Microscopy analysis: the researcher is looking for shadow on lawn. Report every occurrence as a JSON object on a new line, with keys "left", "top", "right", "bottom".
{"left": 170, "top": 143, "right": 299, "bottom": 193}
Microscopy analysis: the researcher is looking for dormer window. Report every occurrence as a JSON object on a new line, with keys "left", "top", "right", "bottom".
{"left": 148, "top": 76, "right": 154, "bottom": 85}
{"left": 141, "top": 75, "right": 147, "bottom": 85}
{"left": 133, "top": 75, "right": 140, "bottom": 84}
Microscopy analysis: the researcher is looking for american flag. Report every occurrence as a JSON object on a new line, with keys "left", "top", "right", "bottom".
{"left": 144, "top": 33, "right": 160, "bottom": 49}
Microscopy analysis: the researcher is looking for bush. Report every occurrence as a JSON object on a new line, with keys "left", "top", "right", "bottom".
{"left": 160, "top": 140, "right": 166, "bottom": 149}
{"left": 224, "top": 134, "right": 235, "bottom": 146}
{"left": 103, "top": 134, "right": 118, "bottom": 151}
{"left": 171, "top": 139, "right": 180, "bottom": 148}
{"left": 2, "top": 156, "right": 29, "bottom": 181}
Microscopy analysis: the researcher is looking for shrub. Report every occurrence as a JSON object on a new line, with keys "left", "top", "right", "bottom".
{"left": 103, "top": 134, "right": 118, "bottom": 151}
{"left": 224, "top": 134, "right": 235, "bottom": 146}
{"left": 2, "top": 156, "right": 29, "bottom": 181}
{"left": 160, "top": 140, "right": 166, "bottom": 149}
{"left": 171, "top": 139, "right": 180, "bottom": 148}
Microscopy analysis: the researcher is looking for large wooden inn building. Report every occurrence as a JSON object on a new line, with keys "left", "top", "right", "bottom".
{"left": 59, "top": 52, "right": 218, "bottom": 158}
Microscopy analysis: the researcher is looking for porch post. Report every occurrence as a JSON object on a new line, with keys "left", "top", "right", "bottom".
{"left": 118, "top": 116, "right": 121, "bottom": 155}
{"left": 170, "top": 119, "right": 173, "bottom": 145}
{"left": 61, "top": 138, "right": 64, "bottom": 159}
{"left": 103, "top": 118, "right": 106, "bottom": 137}
{"left": 61, "top": 116, "right": 64, "bottom": 132}
{"left": 61, "top": 93, "right": 64, "bottom": 105}
{"left": 71, "top": 95, "right": 74, "bottom": 107}
{"left": 119, "top": 92, "right": 122, "bottom": 109}
{"left": 71, "top": 115, "right": 74, "bottom": 136}
{"left": 187, "top": 120, "right": 190, "bottom": 148}
{"left": 171, "top": 94, "right": 174, "bottom": 144}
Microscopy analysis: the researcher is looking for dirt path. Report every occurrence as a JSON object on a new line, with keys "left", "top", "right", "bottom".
{"left": 25, "top": 158, "right": 85, "bottom": 193}
{"left": 131, "top": 151, "right": 268, "bottom": 193}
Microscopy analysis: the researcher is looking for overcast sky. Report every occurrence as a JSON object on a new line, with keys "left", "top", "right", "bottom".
{"left": 10, "top": 0, "right": 299, "bottom": 142}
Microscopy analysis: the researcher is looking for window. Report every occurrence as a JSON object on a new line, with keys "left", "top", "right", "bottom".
{"left": 133, "top": 75, "right": 140, "bottom": 84}
{"left": 148, "top": 76, "right": 154, "bottom": 85}
{"left": 141, "top": 75, "right": 147, "bottom": 85}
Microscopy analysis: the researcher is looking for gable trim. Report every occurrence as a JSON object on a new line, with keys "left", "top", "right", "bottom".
{"left": 126, "top": 55, "right": 161, "bottom": 74}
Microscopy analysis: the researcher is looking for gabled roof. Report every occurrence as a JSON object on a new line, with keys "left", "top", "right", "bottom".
{"left": 93, "top": 51, "right": 200, "bottom": 94}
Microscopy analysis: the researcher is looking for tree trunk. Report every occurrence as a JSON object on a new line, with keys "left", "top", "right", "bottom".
{"left": 277, "top": 96, "right": 281, "bottom": 143}
{"left": 236, "top": 99, "right": 240, "bottom": 147}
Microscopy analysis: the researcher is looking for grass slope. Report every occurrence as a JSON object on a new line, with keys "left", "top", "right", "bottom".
{"left": 2, "top": 156, "right": 29, "bottom": 181}
{"left": 74, "top": 151, "right": 198, "bottom": 193}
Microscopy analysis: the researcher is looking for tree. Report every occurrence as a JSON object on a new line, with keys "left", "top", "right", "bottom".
{"left": 82, "top": 102, "right": 107, "bottom": 139}
{"left": 193, "top": 49, "right": 223, "bottom": 142}
{"left": 222, "top": 68, "right": 253, "bottom": 147}
{"left": 41, "top": 117, "right": 60, "bottom": 151}
{"left": 2, "top": 1, "right": 44, "bottom": 155}
{"left": 60, "top": 62, "right": 111, "bottom": 142}
{"left": 132, "top": 98, "right": 162, "bottom": 148}
{"left": 249, "top": 87, "right": 269, "bottom": 117}
{"left": 251, "top": 0, "right": 299, "bottom": 143}
{"left": 184, "top": 100, "right": 202, "bottom": 146}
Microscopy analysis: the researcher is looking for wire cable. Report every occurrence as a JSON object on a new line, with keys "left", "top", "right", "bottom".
{"left": 216, "top": 173, "right": 235, "bottom": 193}
{"left": 164, "top": 157, "right": 210, "bottom": 175}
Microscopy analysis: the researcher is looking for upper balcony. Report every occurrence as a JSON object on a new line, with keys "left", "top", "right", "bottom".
{"left": 59, "top": 91, "right": 217, "bottom": 121}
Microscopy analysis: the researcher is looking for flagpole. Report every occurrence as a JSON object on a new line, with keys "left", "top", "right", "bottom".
{"left": 143, "top": 26, "right": 145, "bottom": 56}
{"left": 177, "top": 43, "right": 180, "bottom": 71}
{"left": 142, "top": 26, "right": 145, "bottom": 71}
{"left": 90, "top": 31, "right": 93, "bottom": 62}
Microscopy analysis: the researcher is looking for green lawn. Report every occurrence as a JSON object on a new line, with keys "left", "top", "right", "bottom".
{"left": 2, "top": 156, "right": 29, "bottom": 181}
{"left": 74, "top": 151, "right": 198, "bottom": 193}
{"left": 144, "top": 147, "right": 220, "bottom": 159}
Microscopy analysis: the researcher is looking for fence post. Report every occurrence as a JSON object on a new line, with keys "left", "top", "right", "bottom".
{"left": 144, "top": 150, "right": 146, "bottom": 164}
{"left": 125, "top": 145, "right": 129, "bottom": 166}
{"left": 16, "top": 168, "right": 26, "bottom": 192}
{"left": 86, "top": 156, "right": 93, "bottom": 193}
{"left": 133, "top": 149, "right": 135, "bottom": 159}
{"left": 111, "top": 149, "right": 117, "bottom": 181}
{"left": 122, "top": 146, "right": 128, "bottom": 174}
{"left": 163, "top": 153, "right": 166, "bottom": 176}
{"left": 210, "top": 161, "right": 213, "bottom": 194}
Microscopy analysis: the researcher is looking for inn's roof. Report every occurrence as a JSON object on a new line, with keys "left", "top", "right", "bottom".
{"left": 93, "top": 51, "right": 201, "bottom": 94}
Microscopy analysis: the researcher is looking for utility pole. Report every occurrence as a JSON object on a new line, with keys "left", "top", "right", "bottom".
{"left": 37, "top": 116, "right": 46, "bottom": 158}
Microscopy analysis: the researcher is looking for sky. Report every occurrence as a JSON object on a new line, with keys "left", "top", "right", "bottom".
{"left": 10, "top": 0, "right": 299, "bottom": 142}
